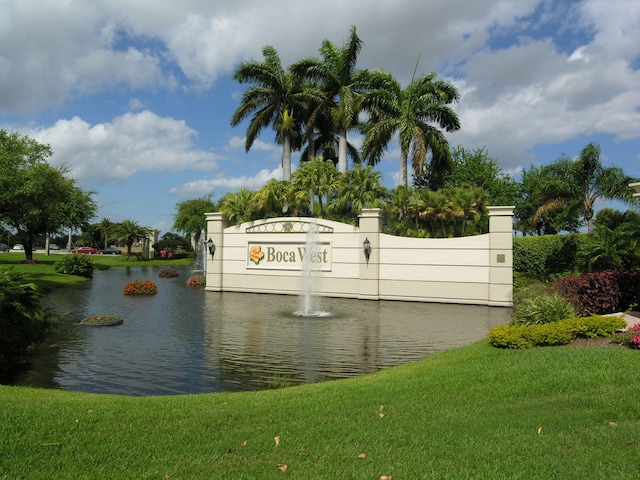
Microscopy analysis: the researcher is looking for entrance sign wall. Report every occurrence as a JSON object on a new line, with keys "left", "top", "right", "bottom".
{"left": 205, "top": 207, "right": 514, "bottom": 306}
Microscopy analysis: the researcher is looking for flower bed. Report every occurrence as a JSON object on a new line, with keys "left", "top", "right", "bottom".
{"left": 81, "top": 315, "right": 123, "bottom": 326}
{"left": 158, "top": 267, "right": 180, "bottom": 278}
{"left": 186, "top": 275, "right": 206, "bottom": 288}
{"left": 123, "top": 280, "right": 158, "bottom": 295}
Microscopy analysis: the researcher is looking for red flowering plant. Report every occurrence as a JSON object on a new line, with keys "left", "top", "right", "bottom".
{"left": 81, "top": 315, "right": 122, "bottom": 325}
{"left": 123, "top": 280, "right": 158, "bottom": 295}
{"left": 158, "top": 267, "right": 180, "bottom": 278}
{"left": 628, "top": 323, "right": 640, "bottom": 350}
{"left": 186, "top": 275, "right": 206, "bottom": 288}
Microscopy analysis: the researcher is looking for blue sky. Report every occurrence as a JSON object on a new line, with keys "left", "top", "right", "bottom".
{"left": 1, "top": 0, "right": 639, "bottom": 235}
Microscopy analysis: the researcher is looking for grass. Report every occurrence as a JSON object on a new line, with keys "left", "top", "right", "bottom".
{"left": 0, "top": 252, "right": 193, "bottom": 291}
{"left": 1, "top": 341, "right": 639, "bottom": 479}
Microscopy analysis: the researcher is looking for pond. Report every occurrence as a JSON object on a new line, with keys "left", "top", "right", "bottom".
{"left": 3, "top": 265, "right": 510, "bottom": 396}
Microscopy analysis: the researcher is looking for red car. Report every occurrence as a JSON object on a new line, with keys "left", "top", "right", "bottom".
{"left": 73, "top": 246, "right": 98, "bottom": 254}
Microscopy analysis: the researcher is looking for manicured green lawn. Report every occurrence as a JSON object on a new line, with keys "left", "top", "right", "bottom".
{"left": 0, "top": 252, "right": 193, "bottom": 291}
{"left": 1, "top": 341, "right": 639, "bottom": 479}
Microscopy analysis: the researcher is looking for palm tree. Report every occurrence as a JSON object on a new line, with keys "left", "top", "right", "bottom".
{"left": 362, "top": 64, "right": 461, "bottom": 187}
{"left": 292, "top": 26, "right": 370, "bottom": 174}
{"left": 99, "top": 217, "right": 114, "bottom": 249}
{"left": 330, "top": 165, "right": 387, "bottom": 217}
{"left": 231, "top": 46, "right": 307, "bottom": 181}
{"left": 292, "top": 158, "right": 342, "bottom": 217}
{"left": 219, "top": 189, "right": 257, "bottom": 225}
{"left": 117, "top": 220, "right": 149, "bottom": 256}
{"left": 533, "top": 143, "right": 637, "bottom": 233}
{"left": 254, "top": 179, "right": 294, "bottom": 217}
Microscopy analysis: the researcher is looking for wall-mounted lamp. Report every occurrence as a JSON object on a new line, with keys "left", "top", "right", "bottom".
{"left": 207, "top": 237, "right": 216, "bottom": 259}
{"left": 363, "top": 237, "right": 371, "bottom": 264}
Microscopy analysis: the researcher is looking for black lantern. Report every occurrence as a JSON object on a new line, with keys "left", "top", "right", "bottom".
{"left": 207, "top": 237, "right": 216, "bottom": 259}
{"left": 363, "top": 237, "right": 371, "bottom": 264}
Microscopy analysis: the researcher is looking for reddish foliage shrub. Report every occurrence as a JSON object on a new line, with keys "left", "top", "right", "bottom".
{"left": 158, "top": 267, "right": 180, "bottom": 278}
{"left": 554, "top": 270, "right": 640, "bottom": 315}
{"left": 123, "top": 280, "right": 158, "bottom": 296}
{"left": 186, "top": 275, "right": 206, "bottom": 288}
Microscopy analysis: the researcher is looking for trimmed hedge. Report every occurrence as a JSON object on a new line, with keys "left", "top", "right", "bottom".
{"left": 489, "top": 315, "right": 628, "bottom": 349}
{"left": 553, "top": 270, "right": 640, "bottom": 315}
{"left": 514, "top": 234, "right": 585, "bottom": 281}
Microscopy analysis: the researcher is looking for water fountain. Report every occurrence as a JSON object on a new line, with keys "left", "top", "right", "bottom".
{"left": 192, "top": 231, "right": 206, "bottom": 274}
{"left": 295, "top": 223, "right": 331, "bottom": 317}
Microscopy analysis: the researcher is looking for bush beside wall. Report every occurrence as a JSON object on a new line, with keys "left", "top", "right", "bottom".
{"left": 553, "top": 270, "right": 640, "bottom": 315}
{"left": 514, "top": 234, "right": 584, "bottom": 282}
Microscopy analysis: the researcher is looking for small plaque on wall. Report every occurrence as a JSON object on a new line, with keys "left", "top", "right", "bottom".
{"left": 497, "top": 254, "right": 506, "bottom": 263}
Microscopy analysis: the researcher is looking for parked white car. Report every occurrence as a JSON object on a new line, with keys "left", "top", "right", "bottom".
{"left": 12, "top": 244, "right": 24, "bottom": 250}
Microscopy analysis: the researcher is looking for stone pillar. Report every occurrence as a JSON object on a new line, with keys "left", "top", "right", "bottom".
{"left": 358, "top": 208, "right": 383, "bottom": 300}
{"left": 205, "top": 212, "right": 228, "bottom": 292}
{"left": 488, "top": 206, "right": 514, "bottom": 307}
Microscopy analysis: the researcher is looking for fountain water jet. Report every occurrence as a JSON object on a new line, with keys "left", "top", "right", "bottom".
{"left": 295, "top": 223, "right": 331, "bottom": 317}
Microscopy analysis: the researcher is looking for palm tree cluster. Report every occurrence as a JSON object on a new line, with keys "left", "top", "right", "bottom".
{"left": 231, "top": 26, "right": 461, "bottom": 185}
{"left": 217, "top": 158, "right": 489, "bottom": 238}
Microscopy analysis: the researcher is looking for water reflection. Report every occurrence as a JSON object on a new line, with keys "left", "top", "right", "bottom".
{"left": 4, "top": 266, "right": 510, "bottom": 396}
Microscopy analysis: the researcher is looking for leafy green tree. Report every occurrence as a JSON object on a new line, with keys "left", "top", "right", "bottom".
{"left": 0, "top": 130, "right": 96, "bottom": 260}
{"left": 231, "top": 46, "right": 307, "bottom": 181}
{"left": 292, "top": 26, "right": 370, "bottom": 174}
{"left": 173, "top": 196, "right": 217, "bottom": 241}
{"left": 442, "top": 146, "right": 520, "bottom": 206}
{"left": 362, "top": 65, "right": 461, "bottom": 187}
{"left": 117, "top": 220, "right": 149, "bottom": 256}
{"left": 533, "top": 143, "right": 637, "bottom": 233}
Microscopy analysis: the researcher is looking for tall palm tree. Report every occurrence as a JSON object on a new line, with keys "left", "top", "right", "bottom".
{"left": 292, "top": 26, "right": 370, "bottom": 174}
{"left": 533, "top": 143, "right": 637, "bottom": 233}
{"left": 231, "top": 46, "right": 307, "bottom": 181}
{"left": 117, "top": 220, "right": 149, "bottom": 256}
{"left": 362, "top": 64, "right": 461, "bottom": 187}
{"left": 99, "top": 217, "right": 114, "bottom": 249}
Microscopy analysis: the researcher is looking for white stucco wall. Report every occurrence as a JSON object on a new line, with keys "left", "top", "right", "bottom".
{"left": 205, "top": 207, "right": 513, "bottom": 306}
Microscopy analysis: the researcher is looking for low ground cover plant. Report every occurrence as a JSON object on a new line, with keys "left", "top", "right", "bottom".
{"left": 123, "top": 280, "right": 158, "bottom": 295}
{"left": 0, "top": 269, "right": 48, "bottom": 369}
{"left": 489, "top": 315, "right": 628, "bottom": 349}
{"left": 81, "top": 315, "right": 122, "bottom": 325}
{"left": 54, "top": 254, "right": 94, "bottom": 278}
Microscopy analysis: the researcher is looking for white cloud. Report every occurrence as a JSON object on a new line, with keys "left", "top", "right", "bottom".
{"left": 169, "top": 167, "right": 282, "bottom": 196}
{"left": 28, "top": 110, "right": 219, "bottom": 182}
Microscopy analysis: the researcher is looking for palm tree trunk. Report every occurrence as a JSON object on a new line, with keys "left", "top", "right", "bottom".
{"left": 400, "top": 152, "right": 408, "bottom": 187}
{"left": 338, "top": 127, "right": 348, "bottom": 174}
{"left": 282, "top": 134, "right": 292, "bottom": 181}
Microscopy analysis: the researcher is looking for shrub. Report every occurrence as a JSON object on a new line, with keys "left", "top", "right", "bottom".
{"left": 489, "top": 315, "right": 627, "bottom": 349}
{"left": 54, "top": 254, "right": 94, "bottom": 278}
{"left": 186, "top": 275, "right": 206, "bottom": 288}
{"left": 512, "top": 293, "right": 575, "bottom": 326}
{"left": 123, "top": 280, "right": 158, "bottom": 295}
{"left": 613, "top": 323, "right": 640, "bottom": 349}
{"left": 554, "top": 270, "right": 640, "bottom": 315}
{"left": 158, "top": 268, "right": 180, "bottom": 278}
{"left": 0, "top": 269, "right": 48, "bottom": 368}
{"left": 513, "top": 234, "right": 584, "bottom": 281}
